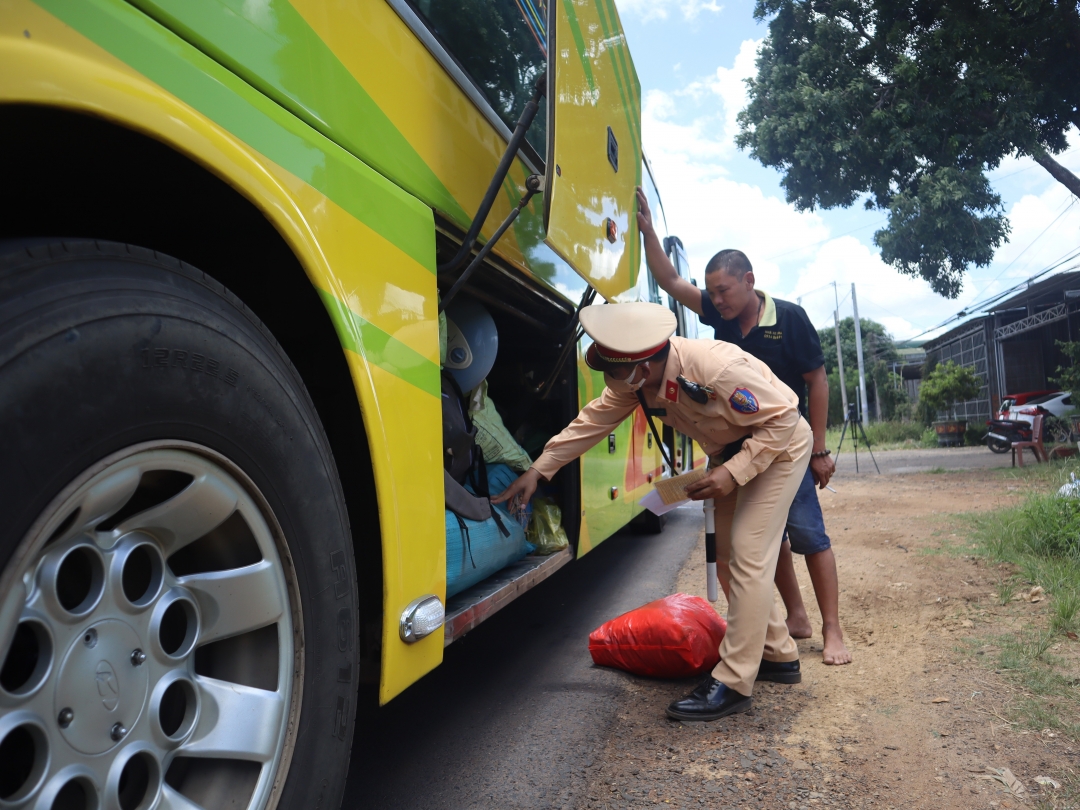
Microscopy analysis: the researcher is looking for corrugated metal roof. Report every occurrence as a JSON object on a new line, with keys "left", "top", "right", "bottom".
{"left": 988, "top": 269, "right": 1080, "bottom": 313}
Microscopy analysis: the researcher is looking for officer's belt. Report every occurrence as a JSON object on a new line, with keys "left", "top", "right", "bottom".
{"left": 714, "top": 436, "right": 749, "bottom": 465}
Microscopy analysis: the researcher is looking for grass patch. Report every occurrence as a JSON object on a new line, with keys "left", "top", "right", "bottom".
{"left": 927, "top": 466, "right": 947, "bottom": 474}
{"left": 1033, "top": 769, "right": 1080, "bottom": 810}
{"left": 995, "top": 577, "right": 1017, "bottom": 606}
{"left": 824, "top": 420, "right": 929, "bottom": 451}
{"left": 966, "top": 462, "right": 1080, "bottom": 743}
{"left": 993, "top": 457, "right": 1080, "bottom": 486}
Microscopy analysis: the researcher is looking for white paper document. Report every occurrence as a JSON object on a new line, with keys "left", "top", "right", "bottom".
{"left": 639, "top": 488, "right": 690, "bottom": 516}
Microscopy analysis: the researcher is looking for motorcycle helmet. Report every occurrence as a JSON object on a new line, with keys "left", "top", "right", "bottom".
{"left": 444, "top": 297, "right": 498, "bottom": 394}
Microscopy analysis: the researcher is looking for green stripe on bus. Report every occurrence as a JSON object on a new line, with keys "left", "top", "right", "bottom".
{"left": 596, "top": 0, "right": 641, "bottom": 122}
{"left": 590, "top": 0, "right": 640, "bottom": 157}
{"left": 318, "top": 290, "right": 440, "bottom": 398}
{"left": 560, "top": 0, "right": 595, "bottom": 93}
{"left": 33, "top": 0, "right": 437, "bottom": 273}
{"left": 126, "top": 0, "right": 469, "bottom": 227}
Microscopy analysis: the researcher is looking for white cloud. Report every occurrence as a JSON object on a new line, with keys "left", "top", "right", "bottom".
{"left": 678, "top": 38, "right": 760, "bottom": 149}
{"left": 643, "top": 41, "right": 829, "bottom": 301}
{"left": 618, "top": 0, "right": 723, "bottom": 22}
{"left": 785, "top": 237, "right": 952, "bottom": 338}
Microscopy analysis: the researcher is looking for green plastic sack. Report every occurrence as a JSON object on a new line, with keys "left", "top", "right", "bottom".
{"left": 527, "top": 497, "right": 569, "bottom": 555}
{"left": 468, "top": 381, "right": 533, "bottom": 473}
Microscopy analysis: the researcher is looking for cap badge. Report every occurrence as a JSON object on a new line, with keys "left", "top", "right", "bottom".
{"left": 729, "top": 388, "right": 759, "bottom": 414}
{"left": 664, "top": 379, "right": 679, "bottom": 402}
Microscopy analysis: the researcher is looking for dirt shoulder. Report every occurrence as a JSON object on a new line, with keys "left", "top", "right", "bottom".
{"left": 581, "top": 468, "right": 1080, "bottom": 809}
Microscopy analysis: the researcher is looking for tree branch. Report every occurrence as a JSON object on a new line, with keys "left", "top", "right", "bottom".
{"left": 1032, "top": 148, "right": 1080, "bottom": 200}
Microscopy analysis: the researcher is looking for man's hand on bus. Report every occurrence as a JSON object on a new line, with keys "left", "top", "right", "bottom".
{"left": 491, "top": 467, "right": 543, "bottom": 509}
{"left": 685, "top": 466, "right": 736, "bottom": 501}
{"left": 635, "top": 186, "right": 656, "bottom": 239}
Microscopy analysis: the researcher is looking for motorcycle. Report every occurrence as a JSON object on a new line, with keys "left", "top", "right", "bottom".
{"left": 985, "top": 405, "right": 1063, "bottom": 453}
{"left": 985, "top": 418, "right": 1032, "bottom": 454}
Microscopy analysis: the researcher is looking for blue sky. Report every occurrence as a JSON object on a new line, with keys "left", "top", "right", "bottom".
{"left": 617, "top": 0, "right": 1080, "bottom": 342}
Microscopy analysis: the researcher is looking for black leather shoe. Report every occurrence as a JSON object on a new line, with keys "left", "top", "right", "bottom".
{"left": 666, "top": 677, "right": 751, "bottom": 721}
{"left": 756, "top": 658, "right": 801, "bottom": 684}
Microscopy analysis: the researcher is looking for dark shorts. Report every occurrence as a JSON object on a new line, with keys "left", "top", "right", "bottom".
{"left": 783, "top": 465, "right": 831, "bottom": 555}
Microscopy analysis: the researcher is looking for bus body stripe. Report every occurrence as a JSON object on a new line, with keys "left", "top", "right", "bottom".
{"left": 560, "top": 0, "right": 595, "bottom": 92}
{"left": 125, "top": 0, "right": 470, "bottom": 226}
{"left": 317, "top": 290, "right": 439, "bottom": 399}
{"left": 32, "top": 0, "right": 436, "bottom": 273}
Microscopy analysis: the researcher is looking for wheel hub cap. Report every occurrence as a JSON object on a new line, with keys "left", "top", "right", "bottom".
{"left": 0, "top": 444, "right": 299, "bottom": 810}
{"left": 54, "top": 619, "right": 147, "bottom": 755}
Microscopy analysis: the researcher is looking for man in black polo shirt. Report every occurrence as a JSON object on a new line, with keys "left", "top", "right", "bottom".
{"left": 637, "top": 188, "right": 851, "bottom": 666}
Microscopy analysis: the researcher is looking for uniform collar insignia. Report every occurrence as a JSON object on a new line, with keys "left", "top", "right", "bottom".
{"left": 664, "top": 379, "right": 679, "bottom": 402}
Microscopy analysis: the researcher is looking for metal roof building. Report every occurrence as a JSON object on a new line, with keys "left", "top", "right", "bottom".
{"left": 923, "top": 269, "right": 1080, "bottom": 421}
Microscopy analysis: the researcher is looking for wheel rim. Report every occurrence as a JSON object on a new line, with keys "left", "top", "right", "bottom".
{"left": 0, "top": 443, "right": 302, "bottom": 810}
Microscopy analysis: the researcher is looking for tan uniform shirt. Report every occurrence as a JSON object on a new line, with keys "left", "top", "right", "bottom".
{"left": 532, "top": 336, "right": 809, "bottom": 485}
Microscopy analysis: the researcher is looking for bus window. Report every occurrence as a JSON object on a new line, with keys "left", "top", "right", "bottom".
{"left": 409, "top": 0, "right": 548, "bottom": 157}
{"left": 640, "top": 159, "right": 668, "bottom": 306}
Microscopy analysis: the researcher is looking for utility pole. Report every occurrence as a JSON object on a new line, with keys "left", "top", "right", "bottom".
{"left": 832, "top": 282, "right": 849, "bottom": 418}
{"left": 851, "top": 283, "right": 870, "bottom": 427}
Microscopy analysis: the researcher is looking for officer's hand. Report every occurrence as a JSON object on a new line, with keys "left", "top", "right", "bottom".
{"left": 685, "top": 466, "right": 737, "bottom": 501}
{"left": 809, "top": 453, "right": 835, "bottom": 488}
{"left": 491, "top": 467, "right": 542, "bottom": 506}
{"left": 635, "top": 186, "right": 655, "bottom": 238}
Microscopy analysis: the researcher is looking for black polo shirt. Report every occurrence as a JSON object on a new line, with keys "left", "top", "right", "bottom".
{"left": 700, "top": 289, "right": 824, "bottom": 414}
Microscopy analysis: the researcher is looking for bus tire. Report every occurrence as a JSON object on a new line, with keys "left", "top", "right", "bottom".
{"left": 0, "top": 241, "right": 358, "bottom": 810}
{"left": 632, "top": 508, "right": 666, "bottom": 534}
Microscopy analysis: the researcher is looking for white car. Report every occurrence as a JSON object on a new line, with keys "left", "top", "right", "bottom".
{"left": 1006, "top": 390, "right": 1073, "bottom": 427}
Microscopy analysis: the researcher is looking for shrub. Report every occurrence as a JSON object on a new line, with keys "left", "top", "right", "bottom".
{"left": 965, "top": 423, "right": 988, "bottom": 446}
{"left": 1052, "top": 340, "right": 1080, "bottom": 393}
{"left": 918, "top": 361, "right": 982, "bottom": 420}
{"left": 865, "top": 421, "right": 925, "bottom": 444}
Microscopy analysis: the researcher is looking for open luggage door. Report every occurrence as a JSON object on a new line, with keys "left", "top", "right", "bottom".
{"left": 543, "top": 0, "right": 642, "bottom": 302}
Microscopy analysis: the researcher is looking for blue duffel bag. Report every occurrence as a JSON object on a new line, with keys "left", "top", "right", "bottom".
{"left": 445, "top": 463, "right": 533, "bottom": 598}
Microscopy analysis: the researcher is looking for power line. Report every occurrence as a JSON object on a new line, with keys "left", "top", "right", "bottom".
{"left": 890, "top": 200, "right": 1080, "bottom": 342}
{"left": 853, "top": 293, "right": 912, "bottom": 326}
{"left": 962, "top": 197, "right": 1077, "bottom": 307}
{"left": 990, "top": 147, "right": 1079, "bottom": 183}
{"left": 897, "top": 256, "right": 1080, "bottom": 343}
{"left": 763, "top": 218, "right": 888, "bottom": 262}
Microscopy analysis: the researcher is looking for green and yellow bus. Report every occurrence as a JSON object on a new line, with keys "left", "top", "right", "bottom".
{"left": 0, "top": 3, "right": 698, "bottom": 810}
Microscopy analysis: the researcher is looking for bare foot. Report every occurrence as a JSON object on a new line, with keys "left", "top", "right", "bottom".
{"left": 821, "top": 625, "right": 851, "bottom": 665}
{"left": 786, "top": 612, "right": 813, "bottom": 639}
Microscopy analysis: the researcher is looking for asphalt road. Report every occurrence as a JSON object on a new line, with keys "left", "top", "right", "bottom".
{"left": 342, "top": 506, "right": 703, "bottom": 810}
{"left": 833, "top": 443, "right": 1017, "bottom": 475}
{"left": 340, "top": 444, "right": 1014, "bottom": 808}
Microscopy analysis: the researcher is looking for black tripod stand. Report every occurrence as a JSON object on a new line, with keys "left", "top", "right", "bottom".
{"left": 836, "top": 402, "right": 880, "bottom": 473}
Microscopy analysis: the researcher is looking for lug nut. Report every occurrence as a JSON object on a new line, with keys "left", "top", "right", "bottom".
{"left": 130, "top": 649, "right": 146, "bottom": 666}
{"left": 110, "top": 722, "right": 127, "bottom": 741}
{"left": 83, "top": 628, "right": 97, "bottom": 648}
{"left": 58, "top": 708, "right": 74, "bottom": 728}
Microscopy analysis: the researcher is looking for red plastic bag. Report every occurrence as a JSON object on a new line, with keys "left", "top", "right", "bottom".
{"left": 588, "top": 593, "right": 728, "bottom": 678}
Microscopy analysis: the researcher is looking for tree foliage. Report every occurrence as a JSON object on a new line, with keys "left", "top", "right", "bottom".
{"left": 1052, "top": 340, "right": 1080, "bottom": 394}
{"left": 738, "top": 0, "right": 1080, "bottom": 298}
{"left": 918, "top": 360, "right": 982, "bottom": 419}
{"left": 817, "top": 316, "right": 909, "bottom": 423}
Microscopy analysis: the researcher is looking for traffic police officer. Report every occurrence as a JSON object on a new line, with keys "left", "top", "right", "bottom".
{"left": 493, "top": 302, "right": 810, "bottom": 721}
{"left": 637, "top": 187, "right": 852, "bottom": 667}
